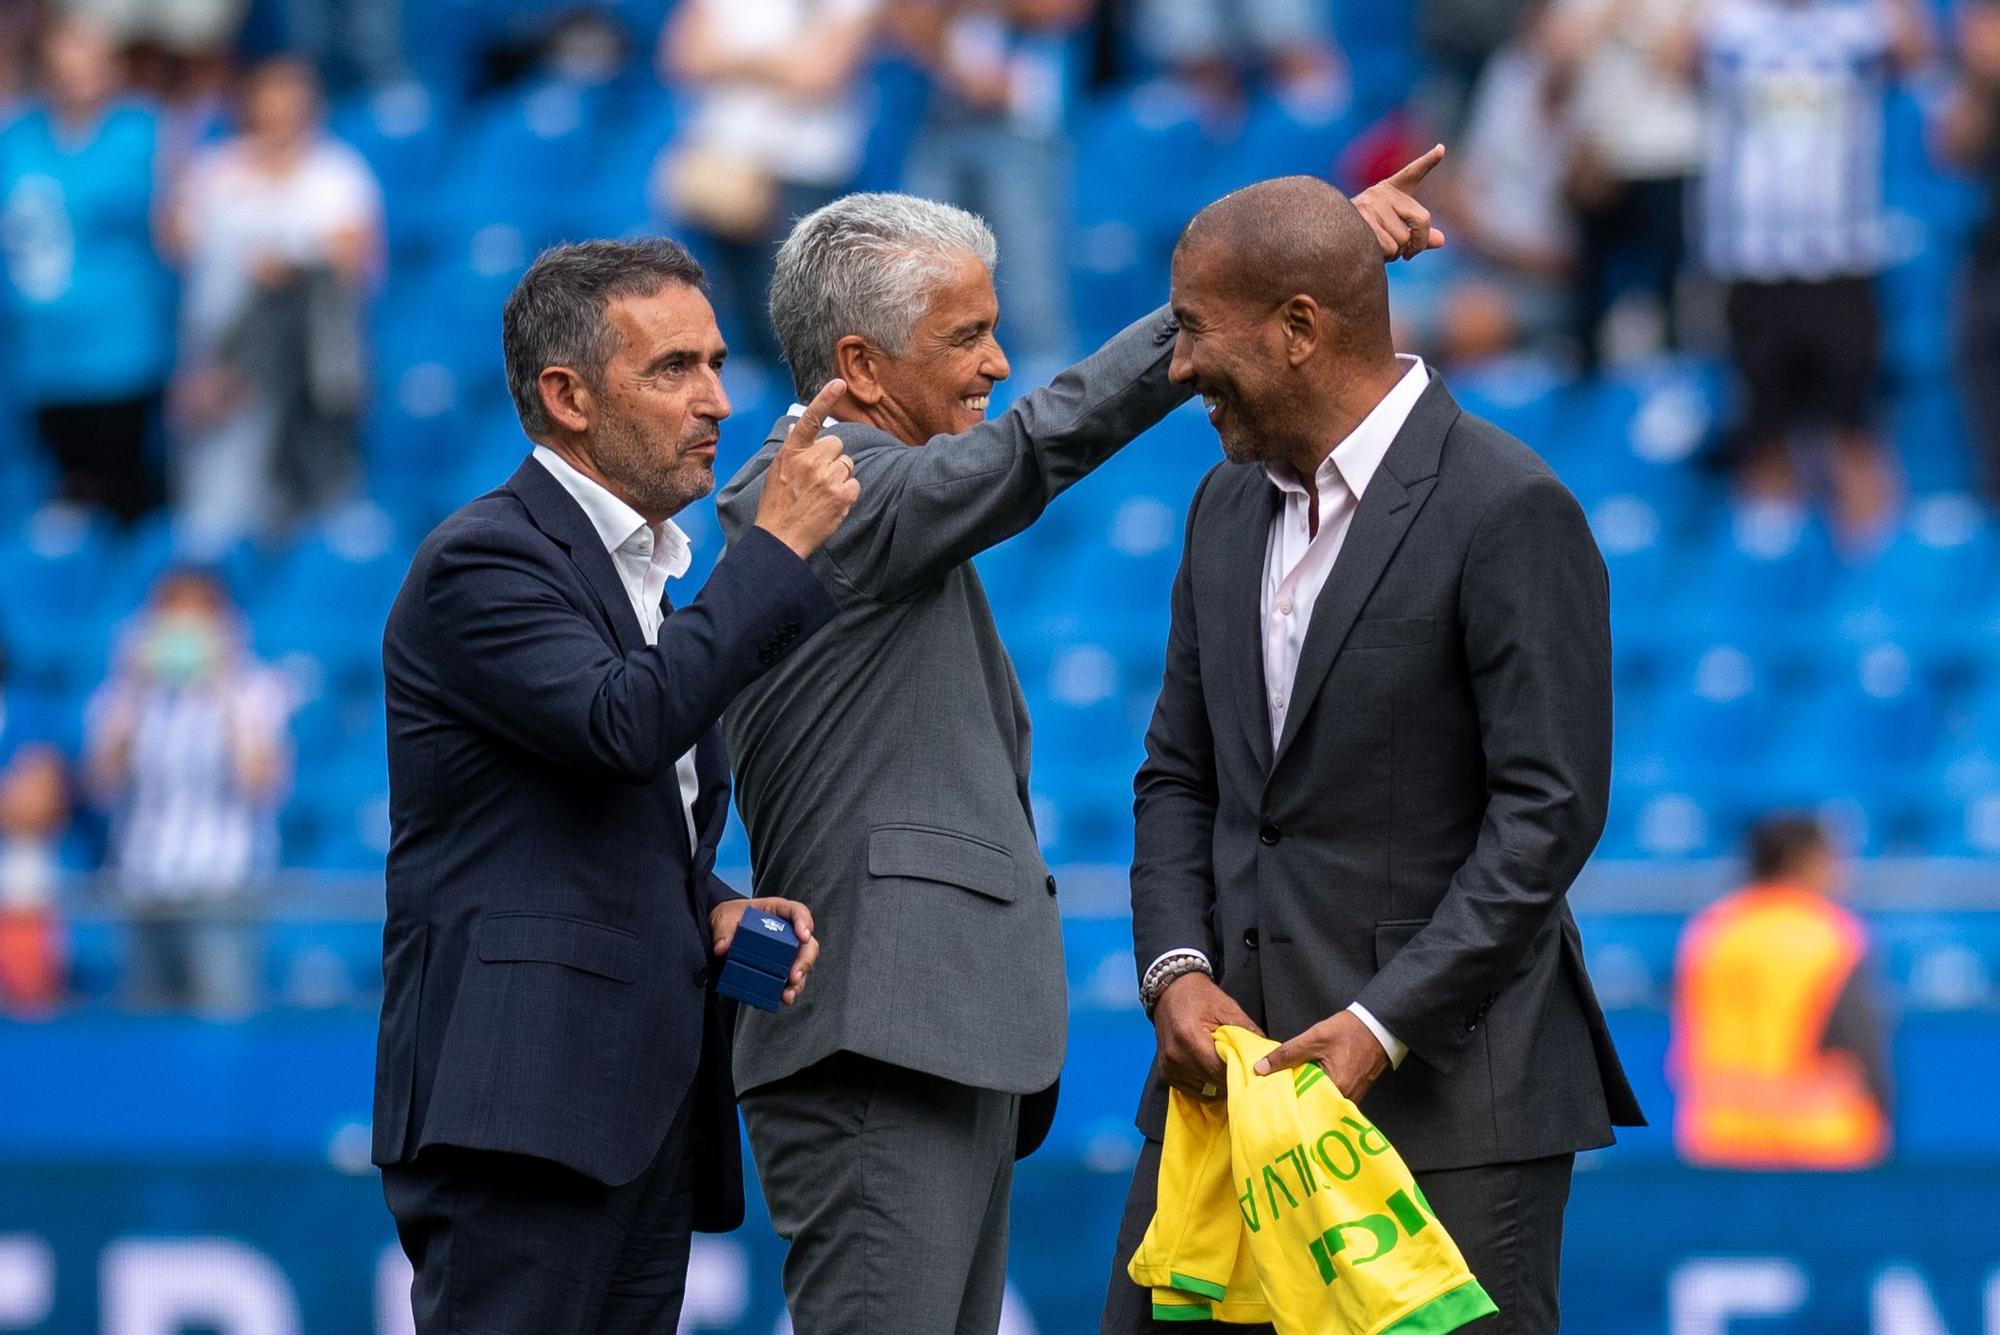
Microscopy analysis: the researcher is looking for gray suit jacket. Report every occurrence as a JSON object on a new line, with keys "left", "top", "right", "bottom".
{"left": 717, "top": 307, "right": 1188, "bottom": 1107}
{"left": 1131, "top": 374, "right": 1645, "bottom": 1172}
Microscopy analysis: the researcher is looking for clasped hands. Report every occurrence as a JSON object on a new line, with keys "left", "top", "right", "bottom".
{"left": 1153, "top": 972, "right": 1389, "bottom": 1103}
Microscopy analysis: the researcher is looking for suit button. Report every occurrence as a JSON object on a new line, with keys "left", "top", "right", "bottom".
{"left": 693, "top": 966, "right": 709, "bottom": 988}
{"left": 1244, "top": 928, "right": 1259, "bottom": 949}
{"left": 1045, "top": 874, "right": 1058, "bottom": 897}
{"left": 1258, "top": 824, "right": 1281, "bottom": 846}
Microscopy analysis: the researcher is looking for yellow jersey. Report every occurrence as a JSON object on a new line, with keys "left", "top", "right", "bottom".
{"left": 1128, "top": 1027, "right": 1497, "bottom": 1334}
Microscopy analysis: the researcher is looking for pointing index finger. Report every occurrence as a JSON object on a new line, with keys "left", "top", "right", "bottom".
{"left": 1386, "top": 143, "right": 1446, "bottom": 193}
{"left": 786, "top": 378, "right": 847, "bottom": 450}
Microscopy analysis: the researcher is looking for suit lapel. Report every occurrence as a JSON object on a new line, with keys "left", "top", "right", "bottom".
{"left": 505, "top": 455, "right": 647, "bottom": 656}
{"left": 1270, "top": 376, "right": 1460, "bottom": 769}
{"left": 1213, "top": 469, "right": 1279, "bottom": 774}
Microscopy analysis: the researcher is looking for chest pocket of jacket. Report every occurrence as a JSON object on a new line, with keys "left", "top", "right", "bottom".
{"left": 1345, "top": 616, "right": 1436, "bottom": 650}
{"left": 477, "top": 912, "right": 640, "bottom": 983}
{"left": 868, "top": 823, "right": 1021, "bottom": 902}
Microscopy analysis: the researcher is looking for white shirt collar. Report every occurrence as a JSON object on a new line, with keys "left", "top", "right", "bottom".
{"left": 532, "top": 445, "right": 692, "bottom": 580}
{"left": 1264, "top": 355, "right": 1429, "bottom": 502}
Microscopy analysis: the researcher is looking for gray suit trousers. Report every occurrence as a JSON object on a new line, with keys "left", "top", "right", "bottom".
{"left": 742, "top": 1054, "right": 1021, "bottom": 1335}
{"left": 1099, "top": 1140, "right": 1575, "bottom": 1334}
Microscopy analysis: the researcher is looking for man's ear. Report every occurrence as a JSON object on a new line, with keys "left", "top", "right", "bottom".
{"left": 1280, "top": 295, "right": 1321, "bottom": 368}
{"left": 833, "top": 335, "right": 884, "bottom": 405}
{"left": 537, "top": 366, "right": 594, "bottom": 434}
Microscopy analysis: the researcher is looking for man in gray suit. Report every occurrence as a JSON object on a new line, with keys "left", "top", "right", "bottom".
{"left": 1100, "top": 178, "right": 1645, "bottom": 1333}
{"left": 716, "top": 162, "right": 1446, "bottom": 1335}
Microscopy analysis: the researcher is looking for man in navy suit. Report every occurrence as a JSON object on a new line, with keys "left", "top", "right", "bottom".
{"left": 372, "top": 237, "right": 859, "bottom": 1334}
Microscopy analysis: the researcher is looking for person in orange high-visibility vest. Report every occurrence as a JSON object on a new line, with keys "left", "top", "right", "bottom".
{"left": 1670, "top": 815, "right": 1891, "bottom": 1169}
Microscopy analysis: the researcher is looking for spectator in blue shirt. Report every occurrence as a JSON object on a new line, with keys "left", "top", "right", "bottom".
{"left": 0, "top": 15, "right": 174, "bottom": 525}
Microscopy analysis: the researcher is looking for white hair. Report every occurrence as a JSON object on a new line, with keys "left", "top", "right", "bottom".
{"left": 769, "top": 192, "right": 999, "bottom": 398}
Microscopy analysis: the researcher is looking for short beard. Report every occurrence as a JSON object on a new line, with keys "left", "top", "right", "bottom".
{"left": 1218, "top": 430, "right": 1268, "bottom": 466}
{"left": 590, "top": 408, "right": 714, "bottom": 518}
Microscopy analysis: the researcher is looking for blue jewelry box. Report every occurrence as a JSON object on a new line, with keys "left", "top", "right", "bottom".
{"left": 728, "top": 909, "right": 801, "bottom": 976}
{"left": 716, "top": 910, "right": 802, "bottom": 1012}
{"left": 718, "top": 956, "right": 788, "bottom": 1011}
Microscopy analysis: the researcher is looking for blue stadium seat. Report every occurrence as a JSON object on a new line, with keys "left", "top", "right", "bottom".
{"left": 394, "top": 0, "right": 490, "bottom": 100}
{"left": 1891, "top": 383, "right": 1979, "bottom": 496}
{"left": 852, "top": 58, "right": 933, "bottom": 194}
{"left": 284, "top": 717, "right": 390, "bottom": 872}
{"left": 249, "top": 509, "right": 408, "bottom": 693}
{"left": 1633, "top": 643, "right": 1783, "bottom": 790}
{"left": 0, "top": 507, "right": 116, "bottom": 694}
{"left": 584, "top": 91, "right": 681, "bottom": 238}
{"left": 1661, "top": 500, "right": 1838, "bottom": 663}
{"left": 329, "top": 82, "right": 451, "bottom": 257}
{"left": 1750, "top": 643, "right": 1940, "bottom": 853}
{"left": 1211, "top": 87, "right": 1361, "bottom": 198}
{"left": 1921, "top": 680, "right": 2000, "bottom": 854}
{"left": 1021, "top": 637, "right": 1148, "bottom": 865}
{"left": 1823, "top": 493, "right": 1995, "bottom": 665}
{"left": 1069, "top": 82, "right": 1212, "bottom": 345}
{"left": 1593, "top": 494, "right": 1675, "bottom": 680}
{"left": 1598, "top": 782, "right": 1735, "bottom": 860}
{"left": 972, "top": 532, "right": 1045, "bottom": 614}
{"left": 1327, "top": 0, "right": 1421, "bottom": 120}
{"left": 1448, "top": 357, "right": 1570, "bottom": 466}
{"left": 1558, "top": 359, "right": 1725, "bottom": 524}
{"left": 1129, "top": 400, "right": 1228, "bottom": 483}
{"left": 430, "top": 79, "right": 614, "bottom": 248}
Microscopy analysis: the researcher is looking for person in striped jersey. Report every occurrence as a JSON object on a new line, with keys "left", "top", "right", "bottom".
{"left": 1682, "top": 0, "right": 1929, "bottom": 543}
{"left": 85, "top": 566, "right": 292, "bottom": 1013}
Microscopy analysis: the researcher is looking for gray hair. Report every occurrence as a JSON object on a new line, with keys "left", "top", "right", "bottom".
{"left": 501, "top": 237, "right": 706, "bottom": 438}
{"left": 769, "top": 193, "right": 998, "bottom": 398}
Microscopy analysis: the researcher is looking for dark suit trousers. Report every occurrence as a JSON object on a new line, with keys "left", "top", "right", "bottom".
{"left": 741, "top": 1052, "right": 1021, "bottom": 1335}
{"left": 382, "top": 1092, "right": 698, "bottom": 1335}
{"left": 1099, "top": 1139, "right": 1575, "bottom": 1335}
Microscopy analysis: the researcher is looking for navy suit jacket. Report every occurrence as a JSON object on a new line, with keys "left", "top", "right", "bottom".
{"left": 372, "top": 455, "right": 838, "bottom": 1220}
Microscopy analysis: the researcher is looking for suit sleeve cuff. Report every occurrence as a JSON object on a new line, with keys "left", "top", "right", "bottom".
{"left": 1347, "top": 1002, "right": 1408, "bottom": 1070}
{"left": 711, "top": 525, "right": 842, "bottom": 655}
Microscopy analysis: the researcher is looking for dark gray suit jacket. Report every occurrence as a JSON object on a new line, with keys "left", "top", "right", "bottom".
{"left": 717, "top": 308, "right": 1188, "bottom": 1123}
{"left": 1131, "top": 374, "right": 1645, "bottom": 1172}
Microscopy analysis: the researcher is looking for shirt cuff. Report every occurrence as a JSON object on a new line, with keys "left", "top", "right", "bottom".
{"left": 1145, "top": 948, "right": 1212, "bottom": 978}
{"left": 1347, "top": 1002, "right": 1408, "bottom": 1070}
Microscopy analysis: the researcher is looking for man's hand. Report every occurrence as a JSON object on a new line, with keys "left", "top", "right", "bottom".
{"left": 754, "top": 379, "right": 861, "bottom": 559}
{"left": 1154, "top": 971, "right": 1262, "bottom": 1098}
{"left": 1353, "top": 144, "right": 1447, "bottom": 263}
{"left": 710, "top": 896, "right": 821, "bottom": 1005}
{"left": 1253, "top": 1009, "right": 1390, "bottom": 1101}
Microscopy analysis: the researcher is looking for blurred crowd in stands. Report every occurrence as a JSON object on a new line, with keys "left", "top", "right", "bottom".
{"left": 1, "top": 0, "right": 1998, "bottom": 1016}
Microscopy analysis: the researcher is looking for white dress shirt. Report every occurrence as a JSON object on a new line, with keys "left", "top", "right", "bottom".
{"left": 1155, "top": 356, "right": 1431, "bottom": 1070}
{"left": 532, "top": 446, "right": 703, "bottom": 853}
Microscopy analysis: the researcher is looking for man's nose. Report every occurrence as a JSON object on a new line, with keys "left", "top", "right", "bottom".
{"left": 1167, "top": 340, "right": 1194, "bottom": 385}
{"left": 982, "top": 336, "right": 1011, "bottom": 385}
{"left": 702, "top": 368, "right": 731, "bottom": 421}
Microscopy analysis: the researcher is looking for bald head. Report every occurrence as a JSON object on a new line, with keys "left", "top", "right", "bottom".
{"left": 1166, "top": 176, "right": 1404, "bottom": 471}
{"left": 1174, "top": 176, "right": 1392, "bottom": 359}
